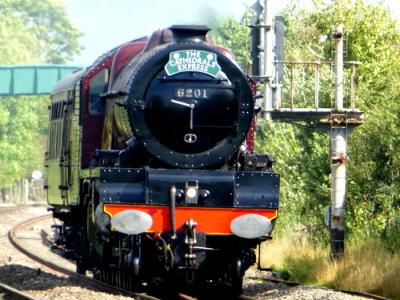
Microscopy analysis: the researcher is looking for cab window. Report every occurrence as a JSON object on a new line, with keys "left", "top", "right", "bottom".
{"left": 88, "top": 68, "right": 109, "bottom": 115}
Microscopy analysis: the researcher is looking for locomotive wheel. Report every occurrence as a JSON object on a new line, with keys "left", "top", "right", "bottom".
{"left": 94, "top": 266, "right": 142, "bottom": 291}
{"left": 225, "top": 258, "right": 244, "bottom": 295}
{"left": 210, "top": 257, "right": 244, "bottom": 296}
{"left": 76, "top": 261, "right": 86, "bottom": 275}
{"left": 75, "top": 227, "right": 91, "bottom": 275}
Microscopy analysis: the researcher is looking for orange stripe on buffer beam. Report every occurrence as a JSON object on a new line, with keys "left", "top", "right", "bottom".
{"left": 104, "top": 204, "right": 278, "bottom": 235}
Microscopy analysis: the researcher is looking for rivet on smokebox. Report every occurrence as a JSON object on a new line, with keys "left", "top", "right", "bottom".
{"left": 111, "top": 210, "right": 153, "bottom": 235}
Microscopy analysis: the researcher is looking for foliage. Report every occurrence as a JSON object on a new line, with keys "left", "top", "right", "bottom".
{"left": 303, "top": 0, "right": 400, "bottom": 240}
{"left": 309, "top": 0, "right": 400, "bottom": 93}
{"left": 0, "top": 96, "right": 48, "bottom": 185}
{"left": 262, "top": 233, "right": 400, "bottom": 299}
{"left": 211, "top": 8, "right": 253, "bottom": 70}
{"left": 214, "top": 0, "right": 400, "bottom": 243}
{"left": 255, "top": 122, "right": 331, "bottom": 242}
{"left": 0, "top": 0, "right": 83, "bottom": 64}
{"left": 0, "top": 0, "right": 82, "bottom": 186}
{"left": 265, "top": 0, "right": 400, "bottom": 242}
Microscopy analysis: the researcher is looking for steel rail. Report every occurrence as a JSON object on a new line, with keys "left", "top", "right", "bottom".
{"left": 0, "top": 205, "right": 30, "bottom": 213}
{"left": 0, "top": 281, "right": 40, "bottom": 300}
{"left": 8, "top": 214, "right": 162, "bottom": 300}
{"left": 0, "top": 204, "right": 49, "bottom": 214}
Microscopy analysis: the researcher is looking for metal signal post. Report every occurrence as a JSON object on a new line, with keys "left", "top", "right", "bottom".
{"left": 251, "top": 0, "right": 364, "bottom": 259}
{"left": 329, "top": 25, "right": 348, "bottom": 258}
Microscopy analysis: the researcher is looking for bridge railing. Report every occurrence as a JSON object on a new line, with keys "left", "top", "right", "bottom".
{"left": 0, "top": 65, "right": 82, "bottom": 96}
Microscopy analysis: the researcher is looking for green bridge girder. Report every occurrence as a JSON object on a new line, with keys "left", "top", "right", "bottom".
{"left": 0, "top": 65, "right": 82, "bottom": 96}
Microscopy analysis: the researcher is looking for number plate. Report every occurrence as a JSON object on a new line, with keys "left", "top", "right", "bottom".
{"left": 175, "top": 88, "right": 208, "bottom": 99}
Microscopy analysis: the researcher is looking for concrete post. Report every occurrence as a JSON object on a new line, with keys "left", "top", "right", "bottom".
{"left": 330, "top": 25, "right": 346, "bottom": 258}
{"left": 334, "top": 25, "right": 344, "bottom": 109}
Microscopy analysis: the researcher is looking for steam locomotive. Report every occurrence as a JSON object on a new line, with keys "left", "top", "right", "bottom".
{"left": 45, "top": 25, "right": 280, "bottom": 295}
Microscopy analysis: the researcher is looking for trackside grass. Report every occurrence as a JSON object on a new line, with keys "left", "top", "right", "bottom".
{"left": 259, "top": 234, "right": 400, "bottom": 300}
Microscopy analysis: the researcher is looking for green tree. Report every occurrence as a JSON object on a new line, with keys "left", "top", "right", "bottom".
{"left": 214, "top": 0, "right": 400, "bottom": 242}
{"left": 211, "top": 5, "right": 332, "bottom": 239}
{"left": 211, "top": 9, "right": 253, "bottom": 70}
{"left": 304, "top": 0, "right": 400, "bottom": 241}
{"left": 0, "top": 0, "right": 82, "bottom": 186}
{"left": 0, "top": 97, "right": 48, "bottom": 185}
{"left": 0, "top": 0, "right": 83, "bottom": 64}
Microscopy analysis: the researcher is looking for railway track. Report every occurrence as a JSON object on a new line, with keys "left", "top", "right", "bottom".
{"left": 0, "top": 281, "right": 40, "bottom": 300}
{"left": 7, "top": 213, "right": 391, "bottom": 300}
{"left": 0, "top": 204, "right": 36, "bottom": 213}
{"left": 8, "top": 214, "right": 194, "bottom": 300}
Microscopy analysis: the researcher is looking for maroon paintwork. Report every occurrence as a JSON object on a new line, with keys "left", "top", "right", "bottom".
{"left": 79, "top": 29, "right": 252, "bottom": 167}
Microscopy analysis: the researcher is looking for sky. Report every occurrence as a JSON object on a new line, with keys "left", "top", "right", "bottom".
{"left": 62, "top": 0, "right": 399, "bottom": 66}
{"left": 63, "top": 0, "right": 286, "bottom": 65}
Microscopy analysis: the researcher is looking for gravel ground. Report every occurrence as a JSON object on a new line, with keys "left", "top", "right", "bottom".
{"left": 0, "top": 204, "right": 131, "bottom": 300}
{"left": 243, "top": 269, "right": 370, "bottom": 300}
{"left": 0, "top": 204, "right": 372, "bottom": 300}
